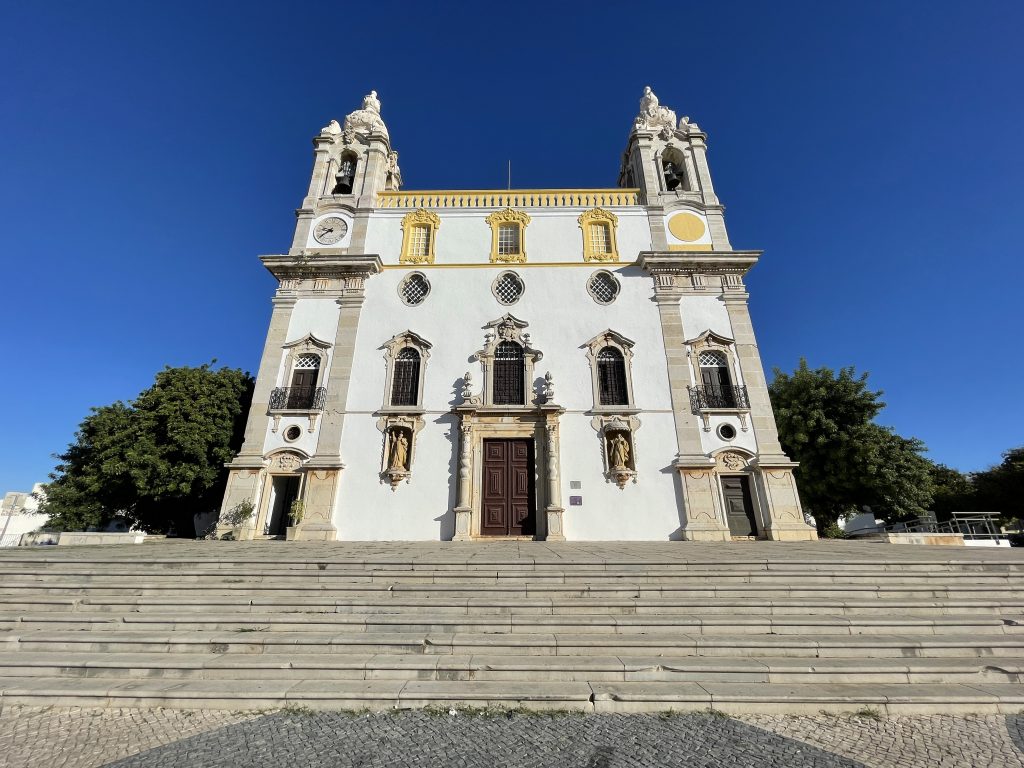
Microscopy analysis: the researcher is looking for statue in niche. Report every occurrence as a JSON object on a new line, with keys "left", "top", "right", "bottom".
{"left": 389, "top": 429, "right": 409, "bottom": 471}
{"left": 385, "top": 151, "right": 402, "bottom": 190}
{"left": 608, "top": 433, "right": 630, "bottom": 470}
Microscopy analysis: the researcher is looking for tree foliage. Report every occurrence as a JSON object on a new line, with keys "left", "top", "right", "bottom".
{"left": 41, "top": 364, "right": 254, "bottom": 534}
{"left": 928, "top": 463, "right": 977, "bottom": 520}
{"left": 769, "top": 360, "right": 933, "bottom": 535}
{"left": 973, "top": 447, "right": 1024, "bottom": 522}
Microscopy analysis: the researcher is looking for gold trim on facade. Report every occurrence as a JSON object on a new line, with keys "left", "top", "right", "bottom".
{"left": 377, "top": 189, "right": 640, "bottom": 209}
{"left": 399, "top": 209, "right": 441, "bottom": 264}
{"left": 485, "top": 208, "right": 531, "bottom": 264}
{"left": 668, "top": 244, "right": 712, "bottom": 251}
{"left": 578, "top": 207, "right": 620, "bottom": 262}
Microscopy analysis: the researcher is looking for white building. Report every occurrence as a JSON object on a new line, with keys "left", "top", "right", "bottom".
{"left": 219, "top": 88, "right": 816, "bottom": 543}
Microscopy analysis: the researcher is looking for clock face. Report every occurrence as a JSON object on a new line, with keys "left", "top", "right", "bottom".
{"left": 313, "top": 217, "right": 348, "bottom": 245}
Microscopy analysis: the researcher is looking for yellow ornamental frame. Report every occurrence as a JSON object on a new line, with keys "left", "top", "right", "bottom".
{"left": 485, "top": 208, "right": 531, "bottom": 263}
{"left": 399, "top": 209, "right": 441, "bottom": 264}
{"left": 578, "top": 207, "right": 620, "bottom": 262}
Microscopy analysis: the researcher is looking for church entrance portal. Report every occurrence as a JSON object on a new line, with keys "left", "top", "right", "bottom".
{"left": 481, "top": 439, "right": 536, "bottom": 536}
{"left": 266, "top": 476, "right": 300, "bottom": 537}
{"left": 722, "top": 475, "right": 758, "bottom": 537}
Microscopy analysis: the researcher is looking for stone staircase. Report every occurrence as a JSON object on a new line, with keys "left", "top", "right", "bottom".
{"left": 0, "top": 540, "right": 1022, "bottom": 714}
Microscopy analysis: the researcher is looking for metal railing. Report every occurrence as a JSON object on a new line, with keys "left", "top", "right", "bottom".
{"left": 885, "top": 512, "right": 1004, "bottom": 541}
{"left": 269, "top": 386, "right": 326, "bottom": 411}
{"left": 688, "top": 385, "right": 750, "bottom": 410}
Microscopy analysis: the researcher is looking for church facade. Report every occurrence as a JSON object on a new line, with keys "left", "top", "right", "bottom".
{"left": 218, "top": 88, "right": 817, "bottom": 543}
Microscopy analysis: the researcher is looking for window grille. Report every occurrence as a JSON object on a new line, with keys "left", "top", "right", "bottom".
{"left": 497, "top": 224, "right": 521, "bottom": 255}
{"left": 493, "top": 271, "right": 524, "bottom": 305}
{"left": 294, "top": 353, "right": 320, "bottom": 370}
{"left": 698, "top": 350, "right": 727, "bottom": 368}
{"left": 597, "top": 347, "right": 628, "bottom": 405}
{"left": 390, "top": 348, "right": 421, "bottom": 406}
{"left": 409, "top": 225, "right": 431, "bottom": 258}
{"left": 589, "top": 223, "right": 612, "bottom": 254}
{"left": 399, "top": 273, "right": 430, "bottom": 306}
{"left": 587, "top": 271, "right": 620, "bottom": 304}
{"left": 493, "top": 341, "right": 525, "bottom": 405}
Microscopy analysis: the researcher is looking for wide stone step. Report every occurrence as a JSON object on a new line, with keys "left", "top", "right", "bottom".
{"left": 2, "top": 582, "right": 1019, "bottom": 601}
{"left": 4, "top": 629, "right": 1023, "bottom": 657}
{"left": 0, "top": 569, "right": 1017, "bottom": 586}
{"left": 0, "top": 674, "right": 1019, "bottom": 714}
{"left": 0, "top": 651, "right": 1019, "bottom": 684}
{"left": 0, "top": 610, "right": 1014, "bottom": 635}
{"left": 2, "top": 595, "right": 1021, "bottom": 617}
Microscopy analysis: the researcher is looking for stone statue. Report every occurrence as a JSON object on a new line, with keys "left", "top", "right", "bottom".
{"left": 343, "top": 90, "right": 389, "bottom": 138}
{"left": 385, "top": 151, "right": 402, "bottom": 190}
{"left": 633, "top": 86, "right": 677, "bottom": 134}
{"left": 542, "top": 371, "right": 555, "bottom": 403}
{"left": 460, "top": 371, "right": 474, "bottom": 401}
{"left": 362, "top": 90, "right": 381, "bottom": 114}
{"left": 320, "top": 119, "right": 341, "bottom": 136}
{"left": 389, "top": 430, "right": 409, "bottom": 471}
{"left": 609, "top": 433, "right": 630, "bottom": 470}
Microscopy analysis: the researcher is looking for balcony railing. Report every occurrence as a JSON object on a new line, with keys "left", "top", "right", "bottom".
{"left": 269, "top": 386, "right": 326, "bottom": 411}
{"left": 688, "top": 385, "right": 750, "bottom": 411}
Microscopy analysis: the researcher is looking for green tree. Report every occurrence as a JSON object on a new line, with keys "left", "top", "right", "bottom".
{"left": 769, "top": 360, "right": 933, "bottom": 535}
{"left": 42, "top": 363, "right": 254, "bottom": 535}
{"left": 973, "top": 447, "right": 1024, "bottom": 523}
{"left": 928, "top": 463, "right": 977, "bottom": 520}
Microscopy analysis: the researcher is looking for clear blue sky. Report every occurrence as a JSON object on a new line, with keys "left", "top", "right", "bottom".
{"left": 2, "top": 0, "right": 1022, "bottom": 493}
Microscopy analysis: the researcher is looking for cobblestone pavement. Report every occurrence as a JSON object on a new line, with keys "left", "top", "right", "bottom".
{"left": 0, "top": 707, "right": 1022, "bottom": 768}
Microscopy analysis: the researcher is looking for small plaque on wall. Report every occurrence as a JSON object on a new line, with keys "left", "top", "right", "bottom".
{"left": 570, "top": 481, "right": 582, "bottom": 490}
{"left": 569, "top": 496, "right": 583, "bottom": 506}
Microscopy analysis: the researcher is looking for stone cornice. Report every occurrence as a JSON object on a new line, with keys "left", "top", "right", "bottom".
{"left": 260, "top": 253, "right": 382, "bottom": 281}
{"left": 637, "top": 250, "right": 761, "bottom": 276}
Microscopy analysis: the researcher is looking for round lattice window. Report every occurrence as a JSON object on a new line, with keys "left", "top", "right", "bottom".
{"left": 398, "top": 272, "right": 430, "bottom": 306}
{"left": 587, "top": 271, "right": 620, "bottom": 305}
{"left": 492, "top": 271, "right": 524, "bottom": 305}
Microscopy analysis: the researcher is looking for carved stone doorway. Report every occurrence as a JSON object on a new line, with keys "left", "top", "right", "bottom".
{"left": 481, "top": 438, "right": 536, "bottom": 536}
{"left": 721, "top": 475, "right": 757, "bottom": 537}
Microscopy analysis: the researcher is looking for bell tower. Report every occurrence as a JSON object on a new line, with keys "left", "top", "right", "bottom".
{"left": 618, "top": 86, "right": 730, "bottom": 251}
{"left": 290, "top": 90, "right": 403, "bottom": 254}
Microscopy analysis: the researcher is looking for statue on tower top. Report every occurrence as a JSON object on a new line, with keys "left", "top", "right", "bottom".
{"left": 633, "top": 85, "right": 686, "bottom": 137}
{"left": 318, "top": 90, "right": 389, "bottom": 140}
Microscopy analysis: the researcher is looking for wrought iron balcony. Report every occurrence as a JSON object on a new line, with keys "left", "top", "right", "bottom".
{"left": 269, "top": 386, "right": 326, "bottom": 411}
{"left": 688, "top": 385, "right": 750, "bottom": 411}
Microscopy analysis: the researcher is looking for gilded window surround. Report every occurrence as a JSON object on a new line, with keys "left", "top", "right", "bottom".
{"left": 485, "top": 208, "right": 531, "bottom": 263}
{"left": 578, "top": 207, "right": 620, "bottom": 262}
{"left": 399, "top": 209, "right": 441, "bottom": 264}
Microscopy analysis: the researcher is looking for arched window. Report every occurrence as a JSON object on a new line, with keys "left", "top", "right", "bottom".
{"left": 597, "top": 347, "right": 628, "bottom": 406}
{"left": 333, "top": 153, "right": 358, "bottom": 194}
{"left": 390, "top": 348, "right": 421, "bottom": 406}
{"left": 698, "top": 350, "right": 735, "bottom": 407}
{"left": 493, "top": 341, "right": 525, "bottom": 405}
{"left": 661, "top": 148, "right": 687, "bottom": 192}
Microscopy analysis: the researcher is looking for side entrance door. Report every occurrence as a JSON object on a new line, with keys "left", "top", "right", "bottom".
{"left": 721, "top": 475, "right": 758, "bottom": 537}
{"left": 481, "top": 439, "right": 536, "bottom": 536}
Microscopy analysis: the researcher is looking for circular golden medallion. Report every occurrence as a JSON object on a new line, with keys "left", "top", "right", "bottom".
{"left": 667, "top": 213, "right": 706, "bottom": 242}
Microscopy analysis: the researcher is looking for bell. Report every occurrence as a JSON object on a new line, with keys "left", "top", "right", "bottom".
{"left": 663, "top": 162, "right": 682, "bottom": 191}
{"left": 333, "top": 160, "right": 355, "bottom": 194}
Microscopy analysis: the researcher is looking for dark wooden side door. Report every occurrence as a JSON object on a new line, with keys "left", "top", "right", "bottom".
{"left": 481, "top": 439, "right": 535, "bottom": 536}
{"left": 721, "top": 475, "right": 757, "bottom": 537}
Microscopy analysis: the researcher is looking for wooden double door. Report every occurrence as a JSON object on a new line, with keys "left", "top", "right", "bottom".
{"left": 481, "top": 439, "right": 536, "bottom": 537}
{"left": 721, "top": 475, "right": 758, "bottom": 537}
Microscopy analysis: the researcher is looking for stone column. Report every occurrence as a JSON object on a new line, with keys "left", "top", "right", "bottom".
{"left": 688, "top": 133, "right": 719, "bottom": 205}
{"left": 649, "top": 269, "right": 730, "bottom": 541}
{"left": 543, "top": 414, "right": 565, "bottom": 542}
{"left": 452, "top": 417, "right": 473, "bottom": 541}
{"left": 232, "top": 295, "right": 296, "bottom": 465}
{"left": 291, "top": 135, "right": 335, "bottom": 254}
{"left": 722, "top": 282, "right": 817, "bottom": 541}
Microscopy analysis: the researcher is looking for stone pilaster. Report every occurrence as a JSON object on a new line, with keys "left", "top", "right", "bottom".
{"left": 453, "top": 418, "right": 473, "bottom": 541}
{"left": 231, "top": 295, "right": 296, "bottom": 467}
{"left": 543, "top": 411, "right": 565, "bottom": 542}
{"left": 290, "top": 468, "right": 340, "bottom": 541}
{"left": 722, "top": 281, "right": 816, "bottom": 541}
{"left": 688, "top": 133, "right": 719, "bottom": 206}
